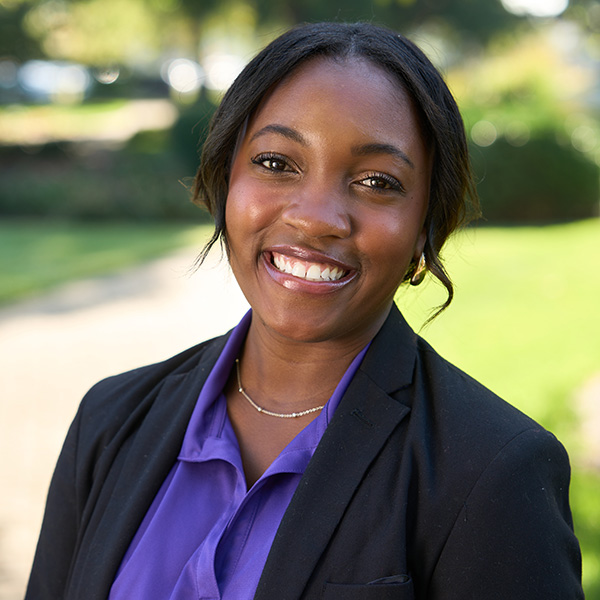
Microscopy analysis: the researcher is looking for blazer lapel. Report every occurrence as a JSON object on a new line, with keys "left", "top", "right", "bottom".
{"left": 255, "top": 305, "right": 416, "bottom": 600}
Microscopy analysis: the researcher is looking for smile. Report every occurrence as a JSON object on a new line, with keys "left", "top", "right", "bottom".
{"left": 271, "top": 251, "right": 349, "bottom": 282}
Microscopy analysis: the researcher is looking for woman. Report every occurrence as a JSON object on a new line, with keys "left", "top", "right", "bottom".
{"left": 27, "top": 22, "right": 583, "bottom": 599}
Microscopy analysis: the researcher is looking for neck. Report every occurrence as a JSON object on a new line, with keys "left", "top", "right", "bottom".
{"left": 236, "top": 314, "right": 379, "bottom": 414}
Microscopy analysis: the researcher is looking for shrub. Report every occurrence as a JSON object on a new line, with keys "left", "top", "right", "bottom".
{"left": 0, "top": 97, "right": 218, "bottom": 222}
{"left": 0, "top": 139, "right": 207, "bottom": 222}
{"left": 470, "top": 135, "right": 599, "bottom": 224}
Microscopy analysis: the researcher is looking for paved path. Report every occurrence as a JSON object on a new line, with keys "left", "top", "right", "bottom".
{"left": 0, "top": 247, "right": 248, "bottom": 600}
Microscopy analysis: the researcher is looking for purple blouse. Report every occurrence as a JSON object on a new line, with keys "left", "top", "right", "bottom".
{"left": 109, "top": 310, "right": 369, "bottom": 600}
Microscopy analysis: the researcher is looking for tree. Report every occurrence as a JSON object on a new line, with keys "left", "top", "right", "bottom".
{"left": 2, "top": 0, "right": 543, "bottom": 67}
{"left": 0, "top": 1, "right": 43, "bottom": 60}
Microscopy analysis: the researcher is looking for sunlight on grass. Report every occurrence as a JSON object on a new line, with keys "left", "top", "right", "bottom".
{"left": 0, "top": 221, "right": 211, "bottom": 304}
{"left": 571, "top": 470, "right": 600, "bottom": 597}
{"left": 0, "top": 100, "right": 177, "bottom": 145}
{"left": 397, "top": 218, "right": 600, "bottom": 597}
{"left": 398, "top": 219, "right": 600, "bottom": 430}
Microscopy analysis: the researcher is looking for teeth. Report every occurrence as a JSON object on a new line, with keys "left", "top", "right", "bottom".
{"left": 292, "top": 263, "right": 306, "bottom": 278}
{"left": 272, "top": 252, "right": 347, "bottom": 282}
{"left": 306, "top": 265, "right": 321, "bottom": 281}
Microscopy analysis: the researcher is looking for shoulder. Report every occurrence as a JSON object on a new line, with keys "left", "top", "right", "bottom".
{"left": 403, "top": 334, "right": 573, "bottom": 525}
{"left": 389, "top": 334, "right": 580, "bottom": 593}
{"left": 369, "top": 308, "right": 571, "bottom": 494}
{"left": 74, "top": 332, "right": 230, "bottom": 448}
{"left": 413, "top": 334, "right": 545, "bottom": 445}
{"left": 410, "top": 341, "right": 581, "bottom": 597}
{"left": 85, "top": 333, "right": 225, "bottom": 398}
{"left": 367, "top": 306, "right": 545, "bottom": 448}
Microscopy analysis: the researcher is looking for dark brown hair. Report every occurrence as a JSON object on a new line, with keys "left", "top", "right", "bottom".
{"left": 193, "top": 21, "right": 479, "bottom": 314}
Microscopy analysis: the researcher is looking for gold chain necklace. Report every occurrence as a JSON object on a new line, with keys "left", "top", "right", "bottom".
{"left": 235, "top": 359, "right": 325, "bottom": 419}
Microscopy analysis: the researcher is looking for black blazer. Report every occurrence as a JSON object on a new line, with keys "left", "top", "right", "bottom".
{"left": 26, "top": 305, "right": 583, "bottom": 599}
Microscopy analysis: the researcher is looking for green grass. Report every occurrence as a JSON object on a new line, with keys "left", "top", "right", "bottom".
{"left": 398, "top": 219, "right": 600, "bottom": 433}
{"left": 0, "top": 220, "right": 211, "bottom": 304}
{"left": 571, "top": 469, "right": 600, "bottom": 598}
{"left": 396, "top": 218, "right": 600, "bottom": 597}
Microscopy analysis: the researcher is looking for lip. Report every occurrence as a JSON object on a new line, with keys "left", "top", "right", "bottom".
{"left": 262, "top": 245, "right": 358, "bottom": 293}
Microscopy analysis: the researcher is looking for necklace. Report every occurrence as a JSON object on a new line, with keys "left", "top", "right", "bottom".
{"left": 235, "top": 359, "right": 325, "bottom": 419}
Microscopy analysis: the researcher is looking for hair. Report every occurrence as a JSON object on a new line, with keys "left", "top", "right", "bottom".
{"left": 192, "top": 21, "right": 480, "bottom": 316}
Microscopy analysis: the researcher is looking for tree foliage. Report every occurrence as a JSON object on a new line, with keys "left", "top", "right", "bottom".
{"left": 1, "top": 0, "right": 567, "bottom": 66}
{"left": 4, "top": 0, "right": 600, "bottom": 67}
{"left": 0, "top": 1, "right": 42, "bottom": 59}
{"left": 252, "top": 0, "right": 521, "bottom": 43}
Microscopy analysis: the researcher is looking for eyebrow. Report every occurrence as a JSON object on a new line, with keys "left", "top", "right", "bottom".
{"left": 249, "top": 124, "right": 307, "bottom": 146}
{"left": 249, "top": 125, "right": 414, "bottom": 169}
{"left": 351, "top": 143, "right": 414, "bottom": 169}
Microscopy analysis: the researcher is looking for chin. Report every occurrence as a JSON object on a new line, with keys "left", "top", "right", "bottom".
{"left": 257, "top": 308, "right": 350, "bottom": 345}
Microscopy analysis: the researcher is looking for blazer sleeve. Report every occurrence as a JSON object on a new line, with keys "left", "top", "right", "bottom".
{"left": 25, "top": 407, "right": 83, "bottom": 600}
{"left": 428, "top": 427, "right": 584, "bottom": 599}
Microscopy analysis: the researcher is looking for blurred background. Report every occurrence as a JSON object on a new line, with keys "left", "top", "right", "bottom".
{"left": 0, "top": 0, "right": 599, "bottom": 598}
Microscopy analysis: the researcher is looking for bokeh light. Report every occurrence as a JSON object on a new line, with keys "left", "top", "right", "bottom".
{"left": 571, "top": 124, "right": 598, "bottom": 154}
{"left": 161, "top": 58, "right": 204, "bottom": 93}
{"left": 501, "top": 0, "right": 569, "bottom": 18}
{"left": 505, "top": 121, "right": 531, "bottom": 146}
{"left": 471, "top": 120, "right": 498, "bottom": 146}
{"left": 93, "top": 67, "right": 120, "bottom": 85}
{"left": 17, "top": 60, "right": 91, "bottom": 102}
{"left": 203, "top": 52, "right": 246, "bottom": 91}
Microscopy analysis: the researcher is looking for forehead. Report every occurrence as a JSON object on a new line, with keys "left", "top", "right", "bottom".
{"left": 246, "top": 56, "right": 420, "bottom": 139}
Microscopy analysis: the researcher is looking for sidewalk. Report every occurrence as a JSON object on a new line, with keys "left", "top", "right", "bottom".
{"left": 0, "top": 247, "right": 248, "bottom": 600}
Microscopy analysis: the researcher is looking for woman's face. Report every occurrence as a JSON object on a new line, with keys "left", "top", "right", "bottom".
{"left": 225, "top": 57, "right": 431, "bottom": 346}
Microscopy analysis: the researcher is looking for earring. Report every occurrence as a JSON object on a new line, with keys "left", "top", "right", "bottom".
{"left": 410, "top": 253, "right": 427, "bottom": 286}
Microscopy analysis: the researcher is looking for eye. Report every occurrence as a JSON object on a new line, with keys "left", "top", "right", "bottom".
{"left": 251, "top": 152, "right": 294, "bottom": 172}
{"left": 358, "top": 173, "right": 404, "bottom": 193}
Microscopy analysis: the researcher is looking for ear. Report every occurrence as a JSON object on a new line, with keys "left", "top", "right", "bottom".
{"left": 413, "top": 227, "right": 427, "bottom": 262}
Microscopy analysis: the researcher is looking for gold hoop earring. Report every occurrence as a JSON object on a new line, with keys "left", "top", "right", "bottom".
{"left": 410, "top": 253, "right": 427, "bottom": 286}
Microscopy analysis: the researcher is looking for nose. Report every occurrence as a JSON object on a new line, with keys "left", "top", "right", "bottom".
{"left": 281, "top": 182, "right": 352, "bottom": 239}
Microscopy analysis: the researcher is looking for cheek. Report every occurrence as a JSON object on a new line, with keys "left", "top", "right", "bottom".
{"left": 226, "top": 178, "right": 274, "bottom": 233}
{"left": 225, "top": 181, "right": 256, "bottom": 240}
{"left": 359, "top": 210, "right": 419, "bottom": 268}
{"left": 356, "top": 213, "right": 426, "bottom": 292}
{"left": 225, "top": 182, "right": 283, "bottom": 268}
{"left": 224, "top": 188, "right": 242, "bottom": 235}
{"left": 225, "top": 158, "right": 252, "bottom": 232}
